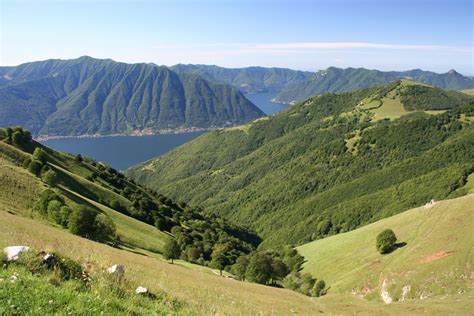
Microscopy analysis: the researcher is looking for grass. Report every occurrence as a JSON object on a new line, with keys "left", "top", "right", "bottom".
{"left": 371, "top": 90, "right": 408, "bottom": 121}
{"left": 0, "top": 210, "right": 322, "bottom": 315}
{"left": 461, "top": 88, "right": 474, "bottom": 96}
{"left": 298, "top": 194, "right": 474, "bottom": 311}
{"left": 0, "top": 261, "right": 190, "bottom": 315}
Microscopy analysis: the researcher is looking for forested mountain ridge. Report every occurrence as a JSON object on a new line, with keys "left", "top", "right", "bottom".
{"left": 127, "top": 81, "right": 474, "bottom": 248}
{"left": 275, "top": 67, "right": 474, "bottom": 104}
{"left": 170, "top": 64, "right": 314, "bottom": 94}
{"left": 0, "top": 56, "right": 263, "bottom": 136}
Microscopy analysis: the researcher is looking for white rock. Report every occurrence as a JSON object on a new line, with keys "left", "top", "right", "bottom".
{"left": 3, "top": 246, "right": 30, "bottom": 261}
{"left": 380, "top": 279, "right": 393, "bottom": 304}
{"left": 135, "top": 286, "right": 148, "bottom": 294}
{"left": 107, "top": 264, "right": 125, "bottom": 275}
{"left": 400, "top": 285, "right": 411, "bottom": 301}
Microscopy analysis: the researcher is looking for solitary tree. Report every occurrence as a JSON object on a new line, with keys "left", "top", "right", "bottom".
{"left": 163, "top": 239, "right": 181, "bottom": 264}
{"left": 376, "top": 229, "right": 397, "bottom": 254}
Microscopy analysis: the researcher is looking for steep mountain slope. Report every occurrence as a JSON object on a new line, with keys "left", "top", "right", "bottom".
{"left": 298, "top": 194, "right": 474, "bottom": 306}
{"left": 127, "top": 81, "right": 474, "bottom": 248}
{"left": 0, "top": 127, "right": 259, "bottom": 260}
{"left": 170, "top": 64, "right": 314, "bottom": 93}
{"left": 275, "top": 67, "right": 474, "bottom": 104}
{"left": 0, "top": 57, "right": 263, "bottom": 136}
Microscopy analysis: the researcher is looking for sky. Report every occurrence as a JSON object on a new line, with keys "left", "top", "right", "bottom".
{"left": 1, "top": 0, "right": 473, "bottom": 74}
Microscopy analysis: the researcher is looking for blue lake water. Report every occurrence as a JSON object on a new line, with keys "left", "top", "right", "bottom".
{"left": 245, "top": 92, "right": 287, "bottom": 115}
{"left": 41, "top": 92, "right": 286, "bottom": 170}
{"left": 42, "top": 132, "right": 205, "bottom": 171}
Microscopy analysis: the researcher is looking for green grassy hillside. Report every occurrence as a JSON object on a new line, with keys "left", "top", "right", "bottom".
{"left": 128, "top": 81, "right": 474, "bottom": 248}
{"left": 298, "top": 194, "right": 474, "bottom": 307}
{"left": 0, "top": 128, "right": 259, "bottom": 265}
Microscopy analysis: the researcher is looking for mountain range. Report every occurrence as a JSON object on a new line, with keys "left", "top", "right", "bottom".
{"left": 0, "top": 57, "right": 263, "bottom": 137}
{"left": 169, "top": 64, "right": 474, "bottom": 105}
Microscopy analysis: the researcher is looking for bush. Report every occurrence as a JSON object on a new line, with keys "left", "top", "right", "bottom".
{"left": 58, "top": 257, "right": 83, "bottom": 281}
{"left": 376, "top": 229, "right": 397, "bottom": 254}
{"left": 68, "top": 206, "right": 98, "bottom": 237}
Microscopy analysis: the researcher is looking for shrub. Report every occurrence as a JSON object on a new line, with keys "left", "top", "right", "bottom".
{"left": 58, "top": 257, "right": 83, "bottom": 281}
{"left": 376, "top": 229, "right": 397, "bottom": 254}
{"left": 68, "top": 206, "right": 98, "bottom": 237}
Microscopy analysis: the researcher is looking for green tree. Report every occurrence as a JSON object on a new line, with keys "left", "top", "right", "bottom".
{"left": 94, "top": 213, "right": 117, "bottom": 241}
{"left": 42, "top": 169, "right": 59, "bottom": 187}
{"left": 36, "top": 189, "right": 63, "bottom": 214}
{"left": 33, "top": 148, "right": 47, "bottom": 163}
{"left": 28, "top": 159, "right": 43, "bottom": 176}
{"left": 317, "top": 220, "right": 332, "bottom": 236}
{"left": 11, "top": 131, "right": 23, "bottom": 145}
{"left": 245, "top": 253, "right": 272, "bottom": 284}
{"left": 270, "top": 257, "right": 289, "bottom": 283}
{"left": 231, "top": 255, "right": 249, "bottom": 281}
{"left": 47, "top": 200, "right": 63, "bottom": 224}
{"left": 163, "top": 239, "right": 181, "bottom": 264}
{"left": 376, "top": 229, "right": 397, "bottom": 254}
{"left": 68, "top": 206, "right": 97, "bottom": 237}
{"left": 59, "top": 206, "right": 72, "bottom": 227}
{"left": 210, "top": 243, "right": 229, "bottom": 276}
{"left": 311, "top": 280, "right": 326, "bottom": 297}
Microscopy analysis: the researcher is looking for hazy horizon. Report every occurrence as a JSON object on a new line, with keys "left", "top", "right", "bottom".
{"left": 1, "top": 0, "right": 472, "bottom": 74}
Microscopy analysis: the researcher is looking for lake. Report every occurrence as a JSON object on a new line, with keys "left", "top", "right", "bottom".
{"left": 42, "top": 132, "right": 205, "bottom": 171}
{"left": 41, "top": 92, "right": 287, "bottom": 170}
{"left": 245, "top": 92, "right": 287, "bottom": 115}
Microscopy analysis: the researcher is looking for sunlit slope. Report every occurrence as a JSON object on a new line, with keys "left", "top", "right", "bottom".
{"left": 0, "top": 211, "right": 321, "bottom": 315}
{"left": 298, "top": 194, "right": 474, "bottom": 304}
{"left": 0, "top": 139, "right": 169, "bottom": 254}
{"left": 128, "top": 81, "right": 474, "bottom": 248}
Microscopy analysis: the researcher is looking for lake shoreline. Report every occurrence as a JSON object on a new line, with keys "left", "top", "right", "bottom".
{"left": 35, "top": 127, "right": 212, "bottom": 142}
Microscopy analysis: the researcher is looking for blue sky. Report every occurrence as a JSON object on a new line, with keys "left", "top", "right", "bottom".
{"left": 1, "top": 0, "right": 472, "bottom": 74}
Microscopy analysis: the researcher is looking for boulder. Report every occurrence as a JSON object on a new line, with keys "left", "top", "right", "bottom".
{"left": 3, "top": 246, "right": 30, "bottom": 262}
{"left": 135, "top": 286, "right": 148, "bottom": 295}
{"left": 107, "top": 264, "right": 125, "bottom": 275}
